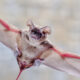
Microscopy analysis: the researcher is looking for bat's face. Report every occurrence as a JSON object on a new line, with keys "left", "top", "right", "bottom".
{"left": 30, "top": 28, "right": 46, "bottom": 41}
{"left": 21, "top": 20, "right": 51, "bottom": 46}
{"left": 27, "top": 20, "right": 51, "bottom": 44}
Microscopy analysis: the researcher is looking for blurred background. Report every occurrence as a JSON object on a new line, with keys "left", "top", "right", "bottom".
{"left": 0, "top": 0, "right": 80, "bottom": 80}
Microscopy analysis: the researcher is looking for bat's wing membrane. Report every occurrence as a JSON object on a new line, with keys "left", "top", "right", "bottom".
{"left": 0, "top": 19, "right": 20, "bottom": 51}
{"left": 41, "top": 49, "right": 80, "bottom": 77}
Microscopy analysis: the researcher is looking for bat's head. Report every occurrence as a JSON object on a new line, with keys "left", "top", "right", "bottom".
{"left": 26, "top": 20, "right": 51, "bottom": 44}
{"left": 20, "top": 20, "right": 51, "bottom": 46}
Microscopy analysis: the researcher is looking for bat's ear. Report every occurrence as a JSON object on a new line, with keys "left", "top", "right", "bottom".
{"left": 27, "top": 20, "right": 35, "bottom": 30}
{"left": 41, "top": 26, "right": 51, "bottom": 34}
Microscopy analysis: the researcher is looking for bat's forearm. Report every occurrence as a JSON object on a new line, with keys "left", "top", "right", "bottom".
{"left": 0, "top": 19, "right": 11, "bottom": 30}
{"left": 0, "top": 19, "right": 20, "bottom": 33}
{"left": 52, "top": 47, "right": 80, "bottom": 59}
{"left": 61, "top": 53, "right": 80, "bottom": 59}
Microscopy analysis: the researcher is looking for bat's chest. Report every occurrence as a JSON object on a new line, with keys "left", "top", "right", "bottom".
{"left": 17, "top": 40, "right": 52, "bottom": 69}
{"left": 22, "top": 46, "right": 43, "bottom": 59}
{"left": 17, "top": 45, "right": 44, "bottom": 69}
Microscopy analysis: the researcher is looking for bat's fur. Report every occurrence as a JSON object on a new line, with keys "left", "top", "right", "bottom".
{"left": 0, "top": 19, "right": 53, "bottom": 70}
{"left": 17, "top": 30, "right": 53, "bottom": 69}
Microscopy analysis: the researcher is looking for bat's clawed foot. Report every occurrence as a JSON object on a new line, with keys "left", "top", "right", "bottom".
{"left": 34, "top": 58, "right": 44, "bottom": 66}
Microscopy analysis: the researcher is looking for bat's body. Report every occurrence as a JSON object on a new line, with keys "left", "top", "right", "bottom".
{"left": 0, "top": 19, "right": 53, "bottom": 68}
{"left": 0, "top": 19, "right": 80, "bottom": 80}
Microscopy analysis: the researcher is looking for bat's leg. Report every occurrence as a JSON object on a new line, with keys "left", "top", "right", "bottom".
{"left": 52, "top": 48, "right": 80, "bottom": 59}
{"left": 16, "top": 69, "right": 23, "bottom": 80}
{"left": 16, "top": 60, "right": 33, "bottom": 80}
{"left": 0, "top": 19, "right": 20, "bottom": 33}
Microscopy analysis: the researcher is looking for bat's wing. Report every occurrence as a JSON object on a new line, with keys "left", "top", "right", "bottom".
{"left": 0, "top": 19, "right": 20, "bottom": 32}
{"left": 41, "top": 48, "right": 80, "bottom": 77}
{"left": 0, "top": 19, "right": 20, "bottom": 52}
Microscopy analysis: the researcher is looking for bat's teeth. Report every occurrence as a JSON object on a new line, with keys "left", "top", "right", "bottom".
{"left": 31, "top": 35, "right": 38, "bottom": 40}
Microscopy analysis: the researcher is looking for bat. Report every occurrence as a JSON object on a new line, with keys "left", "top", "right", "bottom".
{"left": 0, "top": 19, "right": 80, "bottom": 80}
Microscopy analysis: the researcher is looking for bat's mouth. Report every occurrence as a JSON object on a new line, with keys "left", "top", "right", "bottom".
{"left": 31, "top": 28, "right": 44, "bottom": 40}
{"left": 31, "top": 34, "right": 42, "bottom": 40}
{"left": 31, "top": 35, "right": 38, "bottom": 40}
